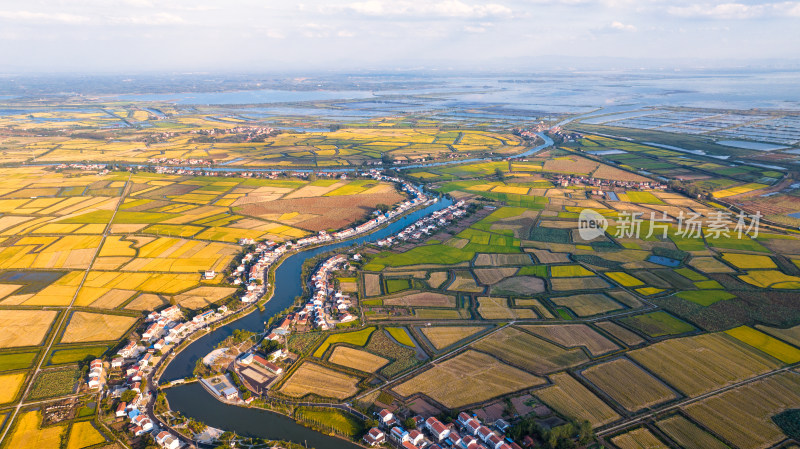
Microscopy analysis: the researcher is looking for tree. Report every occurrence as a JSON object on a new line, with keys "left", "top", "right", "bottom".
{"left": 495, "top": 167, "right": 505, "bottom": 183}
{"left": 120, "top": 389, "right": 137, "bottom": 403}
{"left": 375, "top": 203, "right": 389, "bottom": 213}
{"left": 403, "top": 417, "right": 416, "bottom": 429}
{"left": 260, "top": 339, "right": 281, "bottom": 354}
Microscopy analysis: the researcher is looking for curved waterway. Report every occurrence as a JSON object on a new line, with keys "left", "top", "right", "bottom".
{"left": 163, "top": 197, "right": 453, "bottom": 448}
{"left": 162, "top": 134, "right": 554, "bottom": 447}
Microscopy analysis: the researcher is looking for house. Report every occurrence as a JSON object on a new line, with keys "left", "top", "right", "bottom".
{"left": 403, "top": 442, "right": 419, "bottom": 449}
{"left": 487, "top": 434, "right": 504, "bottom": 449}
{"left": 204, "top": 269, "right": 216, "bottom": 280}
{"left": 156, "top": 431, "right": 181, "bottom": 449}
{"left": 464, "top": 419, "right": 481, "bottom": 435}
{"left": 477, "top": 426, "right": 493, "bottom": 443}
{"left": 521, "top": 436, "right": 535, "bottom": 448}
{"left": 426, "top": 417, "right": 450, "bottom": 441}
{"left": 111, "top": 357, "right": 123, "bottom": 369}
{"left": 221, "top": 387, "right": 238, "bottom": 400}
{"left": 494, "top": 419, "right": 510, "bottom": 433}
{"left": 408, "top": 430, "right": 424, "bottom": 446}
{"left": 115, "top": 402, "right": 127, "bottom": 418}
{"left": 457, "top": 412, "right": 472, "bottom": 426}
{"left": 379, "top": 409, "right": 397, "bottom": 427}
{"left": 363, "top": 428, "right": 385, "bottom": 446}
{"left": 460, "top": 436, "right": 478, "bottom": 449}
{"left": 131, "top": 415, "right": 153, "bottom": 434}
{"left": 118, "top": 341, "right": 137, "bottom": 358}
{"left": 391, "top": 426, "right": 410, "bottom": 442}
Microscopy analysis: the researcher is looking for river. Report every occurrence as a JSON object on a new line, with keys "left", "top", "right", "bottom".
{"left": 163, "top": 197, "right": 454, "bottom": 448}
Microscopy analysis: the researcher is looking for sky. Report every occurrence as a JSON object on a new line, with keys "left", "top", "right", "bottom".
{"left": 0, "top": 0, "right": 799, "bottom": 73}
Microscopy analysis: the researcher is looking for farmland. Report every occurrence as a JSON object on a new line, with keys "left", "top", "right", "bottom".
{"left": 4, "top": 98, "right": 800, "bottom": 448}
{"left": 535, "top": 372, "right": 621, "bottom": 428}
{"left": 392, "top": 350, "right": 545, "bottom": 408}
{"left": 328, "top": 346, "right": 388, "bottom": 372}
{"left": 279, "top": 362, "right": 361, "bottom": 400}
{"left": 581, "top": 358, "right": 677, "bottom": 412}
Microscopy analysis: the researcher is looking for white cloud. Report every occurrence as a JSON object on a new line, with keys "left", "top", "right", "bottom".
{"left": 333, "top": 0, "right": 513, "bottom": 19}
{"left": 0, "top": 10, "right": 89, "bottom": 24}
{"left": 667, "top": 1, "right": 800, "bottom": 19}
{"left": 337, "top": 30, "right": 356, "bottom": 37}
{"left": 110, "top": 12, "right": 185, "bottom": 25}
{"left": 610, "top": 20, "right": 636, "bottom": 31}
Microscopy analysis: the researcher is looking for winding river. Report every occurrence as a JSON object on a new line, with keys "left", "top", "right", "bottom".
{"left": 161, "top": 133, "right": 554, "bottom": 448}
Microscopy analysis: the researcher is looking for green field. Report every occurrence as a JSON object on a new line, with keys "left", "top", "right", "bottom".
{"left": 313, "top": 327, "right": 376, "bottom": 358}
{"left": 620, "top": 311, "right": 696, "bottom": 337}
{"left": 294, "top": 407, "right": 365, "bottom": 438}
{"left": 385, "top": 327, "right": 416, "bottom": 347}
{"left": 385, "top": 279, "right": 412, "bottom": 294}
{"left": 47, "top": 346, "right": 109, "bottom": 366}
{"left": 676, "top": 290, "right": 736, "bottom": 306}
{"left": 0, "top": 351, "right": 38, "bottom": 372}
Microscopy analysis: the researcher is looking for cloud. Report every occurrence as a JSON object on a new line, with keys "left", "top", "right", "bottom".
{"left": 0, "top": 10, "right": 89, "bottom": 24}
{"left": 610, "top": 20, "right": 636, "bottom": 31}
{"left": 333, "top": 0, "right": 514, "bottom": 19}
{"left": 110, "top": 12, "right": 185, "bottom": 25}
{"left": 667, "top": 1, "right": 800, "bottom": 19}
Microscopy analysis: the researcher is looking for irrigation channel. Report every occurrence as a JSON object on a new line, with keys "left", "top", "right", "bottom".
{"left": 161, "top": 134, "right": 554, "bottom": 448}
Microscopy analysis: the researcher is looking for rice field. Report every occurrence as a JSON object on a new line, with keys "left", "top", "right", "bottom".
{"left": 610, "top": 428, "right": 669, "bottom": 449}
{"left": 628, "top": 333, "right": 782, "bottom": 397}
{"left": 60, "top": 312, "right": 138, "bottom": 343}
{"left": 0, "top": 310, "right": 57, "bottom": 348}
{"left": 4, "top": 411, "right": 66, "bottom": 449}
{"left": 582, "top": 358, "right": 678, "bottom": 412}
{"left": 655, "top": 415, "right": 730, "bottom": 449}
{"left": 392, "top": 350, "right": 545, "bottom": 408}
{"left": 279, "top": 362, "right": 361, "bottom": 400}
{"left": 477, "top": 297, "right": 538, "bottom": 320}
{"left": 549, "top": 293, "right": 623, "bottom": 317}
{"left": 721, "top": 253, "right": 776, "bottom": 269}
{"left": 419, "top": 326, "right": 488, "bottom": 350}
{"left": 619, "top": 311, "right": 695, "bottom": 337}
{"left": 535, "top": 372, "right": 621, "bottom": 428}
{"left": 0, "top": 372, "right": 26, "bottom": 403}
{"left": 472, "top": 326, "right": 588, "bottom": 375}
{"left": 328, "top": 347, "right": 388, "bottom": 373}
{"left": 313, "top": 327, "right": 376, "bottom": 358}
{"left": 724, "top": 326, "right": 800, "bottom": 364}
{"left": 684, "top": 371, "right": 800, "bottom": 449}
{"left": 65, "top": 421, "right": 106, "bottom": 449}
{"left": 520, "top": 324, "right": 620, "bottom": 356}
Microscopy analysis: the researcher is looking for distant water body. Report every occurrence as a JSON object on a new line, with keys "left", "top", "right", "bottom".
{"left": 104, "top": 71, "right": 800, "bottom": 112}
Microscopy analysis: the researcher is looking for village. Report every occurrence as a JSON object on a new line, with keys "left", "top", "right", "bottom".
{"left": 80, "top": 168, "right": 445, "bottom": 448}
{"left": 364, "top": 409, "right": 524, "bottom": 449}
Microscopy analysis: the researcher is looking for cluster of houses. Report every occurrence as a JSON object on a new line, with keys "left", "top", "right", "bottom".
{"left": 147, "top": 157, "right": 215, "bottom": 165}
{"left": 304, "top": 254, "right": 355, "bottom": 330}
{"left": 376, "top": 200, "right": 468, "bottom": 247}
{"left": 366, "top": 410, "right": 520, "bottom": 449}
{"left": 231, "top": 240, "right": 282, "bottom": 303}
{"left": 552, "top": 174, "right": 667, "bottom": 191}
{"left": 108, "top": 303, "right": 239, "bottom": 448}
{"left": 87, "top": 359, "right": 106, "bottom": 390}
{"left": 55, "top": 163, "right": 110, "bottom": 171}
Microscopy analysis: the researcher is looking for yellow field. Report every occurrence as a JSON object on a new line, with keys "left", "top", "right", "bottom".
{"left": 0, "top": 372, "right": 26, "bottom": 403}
{"left": 420, "top": 326, "right": 487, "bottom": 350}
{"left": 684, "top": 371, "right": 800, "bottom": 449}
{"left": 721, "top": 253, "right": 776, "bottom": 269}
{"left": 79, "top": 271, "right": 200, "bottom": 295}
{"left": 477, "top": 297, "right": 538, "bottom": 320}
{"left": 60, "top": 312, "right": 138, "bottom": 343}
{"left": 535, "top": 372, "right": 620, "bottom": 428}
{"left": 0, "top": 310, "right": 57, "bottom": 348}
{"left": 610, "top": 428, "right": 668, "bottom": 449}
{"left": 550, "top": 265, "right": 594, "bottom": 277}
{"left": 724, "top": 326, "right": 800, "bottom": 363}
{"left": 582, "top": 358, "right": 677, "bottom": 412}
{"left": 280, "top": 362, "right": 361, "bottom": 400}
{"left": 328, "top": 347, "right": 388, "bottom": 372}
{"left": 5, "top": 411, "right": 66, "bottom": 449}
{"left": 738, "top": 270, "right": 800, "bottom": 289}
{"left": 65, "top": 421, "right": 106, "bottom": 449}
{"left": 173, "top": 286, "right": 237, "bottom": 309}
{"left": 605, "top": 271, "right": 645, "bottom": 287}
{"left": 635, "top": 287, "right": 665, "bottom": 296}
{"left": 392, "top": 350, "right": 545, "bottom": 408}
{"left": 655, "top": 415, "right": 730, "bottom": 449}
{"left": 628, "top": 333, "right": 781, "bottom": 397}
{"left": 712, "top": 183, "right": 768, "bottom": 198}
